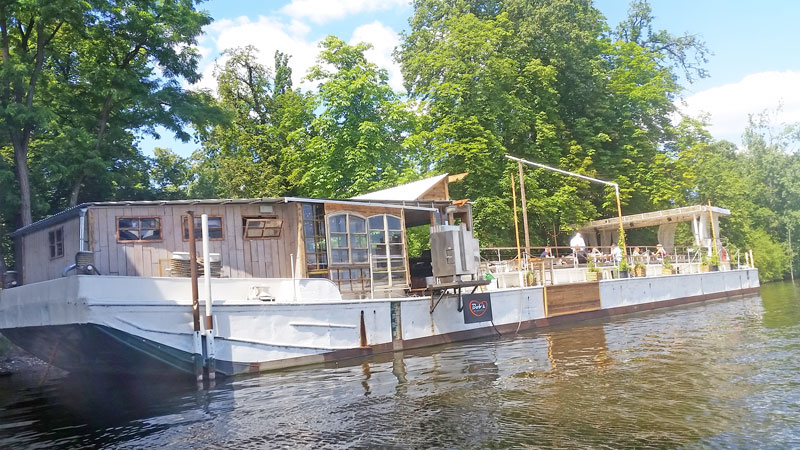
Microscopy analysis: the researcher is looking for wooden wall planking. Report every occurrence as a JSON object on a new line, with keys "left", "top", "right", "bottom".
{"left": 21, "top": 216, "right": 82, "bottom": 284}
{"left": 22, "top": 201, "right": 328, "bottom": 283}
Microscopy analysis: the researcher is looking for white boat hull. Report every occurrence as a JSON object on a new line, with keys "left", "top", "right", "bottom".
{"left": 0, "top": 270, "right": 760, "bottom": 377}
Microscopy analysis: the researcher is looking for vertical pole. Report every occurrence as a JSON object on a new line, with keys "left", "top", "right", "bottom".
{"left": 290, "top": 254, "right": 297, "bottom": 301}
{"left": 614, "top": 185, "right": 626, "bottom": 253}
{"left": 187, "top": 211, "right": 203, "bottom": 383}
{"left": 201, "top": 214, "right": 215, "bottom": 381}
{"left": 517, "top": 161, "right": 530, "bottom": 269}
{"left": 707, "top": 200, "right": 719, "bottom": 259}
{"left": 789, "top": 225, "right": 794, "bottom": 281}
{"left": 750, "top": 249, "right": 755, "bottom": 267}
{"left": 510, "top": 172, "right": 521, "bottom": 265}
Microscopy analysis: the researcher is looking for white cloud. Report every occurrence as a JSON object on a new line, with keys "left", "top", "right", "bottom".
{"left": 282, "top": 0, "right": 408, "bottom": 24}
{"left": 194, "top": 16, "right": 407, "bottom": 95}
{"left": 349, "top": 21, "right": 404, "bottom": 92}
{"left": 194, "top": 15, "right": 321, "bottom": 93}
{"left": 679, "top": 71, "right": 800, "bottom": 144}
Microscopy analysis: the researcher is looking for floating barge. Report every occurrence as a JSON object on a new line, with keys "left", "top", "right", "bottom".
{"left": 0, "top": 175, "right": 760, "bottom": 377}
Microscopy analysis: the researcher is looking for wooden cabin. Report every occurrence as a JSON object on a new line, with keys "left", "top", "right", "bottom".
{"left": 8, "top": 175, "right": 473, "bottom": 299}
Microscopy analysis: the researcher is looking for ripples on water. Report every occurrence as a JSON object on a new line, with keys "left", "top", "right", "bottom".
{"left": 2, "top": 282, "right": 800, "bottom": 448}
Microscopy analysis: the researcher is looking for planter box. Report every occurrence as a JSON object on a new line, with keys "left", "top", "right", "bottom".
{"left": 700, "top": 265, "right": 710, "bottom": 273}
{"left": 586, "top": 271, "right": 600, "bottom": 281}
{"left": 618, "top": 270, "right": 630, "bottom": 279}
{"left": 633, "top": 267, "right": 646, "bottom": 277}
{"left": 661, "top": 268, "right": 674, "bottom": 275}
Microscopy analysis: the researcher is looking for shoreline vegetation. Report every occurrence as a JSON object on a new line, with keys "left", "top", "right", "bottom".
{"left": 0, "top": 0, "right": 797, "bottom": 285}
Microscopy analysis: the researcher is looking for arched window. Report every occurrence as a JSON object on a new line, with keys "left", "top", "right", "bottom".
{"left": 368, "top": 214, "right": 407, "bottom": 288}
{"left": 327, "top": 213, "right": 368, "bottom": 264}
{"left": 326, "top": 213, "right": 370, "bottom": 296}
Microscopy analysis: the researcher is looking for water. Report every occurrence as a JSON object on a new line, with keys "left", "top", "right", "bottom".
{"left": 2, "top": 282, "right": 800, "bottom": 448}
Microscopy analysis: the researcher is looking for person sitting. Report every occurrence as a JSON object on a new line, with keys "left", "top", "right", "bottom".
{"left": 632, "top": 247, "right": 641, "bottom": 256}
{"left": 540, "top": 247, "right": 553, "bottom": 258}
{"left": 654, "top": 244, "right": 668, "bottom": 259}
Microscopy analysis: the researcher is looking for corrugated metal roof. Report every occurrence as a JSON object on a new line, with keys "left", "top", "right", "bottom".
{"left": 10, "top": 197, "right": 438, "bottom": 237}
{"left": 351, "top": 174, "right": 449, "bottom": 201}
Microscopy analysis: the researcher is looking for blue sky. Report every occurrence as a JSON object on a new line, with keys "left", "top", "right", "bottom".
{"left": 140, "top": 0, "right": 800, "bottom": 157}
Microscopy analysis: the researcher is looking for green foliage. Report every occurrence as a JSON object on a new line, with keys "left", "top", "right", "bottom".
{"left": 196, "top": 46, "right": 315, "bottom": 198}
{"left": 0, "top": 0, "right": 796, "bottom": 286}
{"left": 301, "top": 36, "right": 415, "bottom": 198}
{"left": 748, "top": 228, "right": 790, "bottom": 281}
{"left": 405, "top": 226, "right": 431, "bottom": 259}
{"left": 662, "top": 256, "right": 673, "bottom": 269}
{"left": 587, "top": 257, "right": 600, "bottom": 272}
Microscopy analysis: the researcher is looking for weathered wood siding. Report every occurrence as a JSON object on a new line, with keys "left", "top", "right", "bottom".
{"left": 21, "top": 217, "right": 83, "bottom": 284}
{"left": 87, "top": 203, "right": 301, "bottom": 279}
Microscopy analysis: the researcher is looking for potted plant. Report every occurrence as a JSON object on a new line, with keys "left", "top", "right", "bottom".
{"left": 618, "top": 257, "right": 630, "bottom": 278}
{"left": 586, "top": 257, "right": 601, "bottom": 281}
{"left": 633, "top": 261, "right": 646, "bottom": 277}
{"left": 700, "top": 253, "right": 710, "bottom": 272}
{"left": 661, "top": 256, "right": 674, "bottom": 275}
{"left": 709, "top": 254, "right": 720, "bottom": 272}
{"left": 616, "top": 230, "right": 630, "bottom": 278}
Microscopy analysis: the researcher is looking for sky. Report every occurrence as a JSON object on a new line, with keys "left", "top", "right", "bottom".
{"left": 139, "top": 0, "right": 800, "bottom": 157}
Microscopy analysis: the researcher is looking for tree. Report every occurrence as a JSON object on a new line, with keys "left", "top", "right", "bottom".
{"left": 0, "top": 0, "right": 216, "bottom": 226}
{"left": 150, "top": 147, "right": 191, "bottom": 200}
{"left": 0, "top": 0, "right": 86, "bottom": 225}
{"left": 301, "top": 36, "right": 415, "bottom": 198}
{"left": 196, "top": 46, "right": 315, "bottom": 198}
{"left": 398, "top": 0, "right": 693, "bottom": 245}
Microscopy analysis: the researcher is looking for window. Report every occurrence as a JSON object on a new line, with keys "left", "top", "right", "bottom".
{"left": 243, "top": 217, "right": 283, "bottom": 239}
{"left": 327, "top": 213, "right": 368, "bottom": 264}
{"left": 369, "top": 214, "right": 407, "bottom": 288}
{"left": 329, "top": 267, "right": 371, "bottom": 296}
{"left": 117, "top": 217, "right": 162, "bottom": 243}
{"left": 182, "top": 216, "right": 224, "bottom": 241}
{"left": 48, "top": 227, "right": 64, "bottom": 259}
{"left": 302, "top": 204, "right": 328, "bottom": 274}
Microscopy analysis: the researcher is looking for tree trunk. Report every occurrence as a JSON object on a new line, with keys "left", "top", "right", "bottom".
{"left": 68, "top": 174, "right": 84, "bottom": 206}
{"left": 12, "top": 135, "right": 33, "bottom": 226}
{"left": 0, "top": 244, "right": 6, "bottom": 276}
{"left": 67, "top": 93, "right": 115, "bottom": 205}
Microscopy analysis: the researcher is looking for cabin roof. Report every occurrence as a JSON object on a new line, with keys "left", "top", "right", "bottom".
{"left": 10, "top": 197, "right": 440, "bottom": 238}
{"left": 352, "top": 174, "right": 450, "bottom": 201}
{"left": 576, "top": 204, "right": 731, "bottom": 233}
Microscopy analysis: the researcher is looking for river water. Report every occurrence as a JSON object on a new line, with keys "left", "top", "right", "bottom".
{"left": 1, "top": 281, "right": 799, "bottom": 448}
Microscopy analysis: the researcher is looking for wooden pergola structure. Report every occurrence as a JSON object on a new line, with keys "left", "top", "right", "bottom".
{"left": 575, "top": 205, "right": 731, "bottom": 254}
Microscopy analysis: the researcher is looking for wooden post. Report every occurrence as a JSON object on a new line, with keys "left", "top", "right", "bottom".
{"left": 187, "top": 211, "right": 203, "bottom": 382}
{"left": 510, "top": 172, "right": 521, "bottom": 265}
{"left": 517, "top": 161, "right": 530, "bottom": 268}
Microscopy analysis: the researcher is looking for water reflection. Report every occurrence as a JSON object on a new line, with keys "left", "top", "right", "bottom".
{"left": 1, "top": 284, "right": 799, "bottom": 447}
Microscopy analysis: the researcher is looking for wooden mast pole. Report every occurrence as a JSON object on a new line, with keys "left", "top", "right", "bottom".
{"left": 517, "top": 161, "right": 530, "bottom": 268}
{"left": 707, "top": 199, "right": 719, "bottom": 259}
{"left": 510, "top": 172, "right": 522, "bottom": 264}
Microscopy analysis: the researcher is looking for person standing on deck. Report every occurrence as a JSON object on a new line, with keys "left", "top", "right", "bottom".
{"left": 611, "top": 243, "right": 622, "bottom": 264}
{"left": 570, "top": 232, "right": 587, "bottom": 263}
